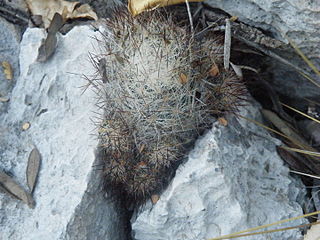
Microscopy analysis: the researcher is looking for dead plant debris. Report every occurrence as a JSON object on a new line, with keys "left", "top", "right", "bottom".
{"left": 26, "top": 0, "right": 97, "bottom": 29}
{"left": 27, "top": 148, "right": 41, "bottom": 193}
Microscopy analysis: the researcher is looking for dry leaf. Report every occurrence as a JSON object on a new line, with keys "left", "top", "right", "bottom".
{"left": 0, "top": 170, "right": 35, "bottom": 208}
{"left": 26, "top": 0, "right": 97, "bottom": 29}
{"left": 218, "top": 117, "right": 228, "bottom": 126}
{"left": 70, "top": 4, "right": 97, "bottom": 20}
{"left": 22, "top": 122, "right": 31, "bottom": 130}
{"left": 304, "top": 221, "right": 320, "bottom": 240}
{"left": 151, "top": 194, "right": 159, "bottom": 204}
{"left": 209, "top": 63, "right": 220, "bottom": 77}
{"left": 128, "top": 0, "right": 203, "bottom": 16}
{"left": 179, "top": 73, "right": 188, "bottom": 84}
{"left": 0, "top": 96, "right": 10, "bottom": 102}
{"left": 37, "top": 13, "right": 63, "bottom": 62}
{"left": 27, "top": 148, "right": 41, "bottom": 193}
{"left": 2, "top": 61, "right": 13, "bottom": 80}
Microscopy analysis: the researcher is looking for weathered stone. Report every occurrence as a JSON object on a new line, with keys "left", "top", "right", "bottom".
{"left": 0, "top": 25, "right": 126, "bottom": 240}
{"left": 131, "top": 104, "right": 306, "bottom": 240}
{"left": 205, "top": 0, "right": 320, "bottom": 105}
{"left": 0, "top": 16, "right": 21, "bottom": 113}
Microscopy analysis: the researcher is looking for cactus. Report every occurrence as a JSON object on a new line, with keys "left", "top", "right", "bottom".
{"left": 88, "top": 9, "right": 246, "bottom": 205}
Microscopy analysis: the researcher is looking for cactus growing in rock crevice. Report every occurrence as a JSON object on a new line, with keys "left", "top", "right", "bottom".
{"left": 88, "top": 8, "right": 246, "bottom": 205}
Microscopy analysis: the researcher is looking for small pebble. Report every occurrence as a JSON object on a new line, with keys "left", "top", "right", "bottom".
{"left": 22, "top": 122, "right": 31, "bottom": 130}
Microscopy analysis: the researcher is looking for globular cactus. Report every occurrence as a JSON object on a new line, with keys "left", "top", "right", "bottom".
{"left": 89, "top": 8, "right": 246, "bottom": 205}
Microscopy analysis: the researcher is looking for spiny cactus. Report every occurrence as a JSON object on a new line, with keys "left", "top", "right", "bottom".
{"left": 88, "top": 8, "right": 246, "bottom": 205}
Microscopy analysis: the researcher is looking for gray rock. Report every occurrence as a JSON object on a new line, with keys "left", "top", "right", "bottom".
{"left": 0, "top": 16, "right": 21, "bottom": 113}
{"left": 0, "top": 25, "right": 126, "bottom": 240}
{"left": 131, "top": 104, "right": 306, "bottom": 240}
{"left": 205, "top": 0, "right": 320, "bottom": 104}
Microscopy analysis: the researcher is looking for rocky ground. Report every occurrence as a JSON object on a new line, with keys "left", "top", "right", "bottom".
{"left": 0, "top": 1, "right": 319, "bottom": 240}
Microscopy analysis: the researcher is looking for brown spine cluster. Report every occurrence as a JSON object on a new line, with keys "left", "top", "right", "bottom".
{"left": 88, "top": 9, "right": 246, "bottom": 205}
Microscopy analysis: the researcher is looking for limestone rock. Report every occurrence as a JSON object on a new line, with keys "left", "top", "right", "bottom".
{"left": 131, "top": 104, "right": 306, "bottom": 240}
{"left": 205, "top": 0, "right": 319, "bottom": 62}
{"left": 205, "top": 0, "right": 320, "bottom": 104}
{"left": 0, "top": 25, "right": 126, "bottom": 240}
{"left": 0, "top": 16, "right": 21, "bottom": 113}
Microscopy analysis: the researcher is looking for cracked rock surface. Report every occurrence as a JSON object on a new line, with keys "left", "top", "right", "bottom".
{"left": 131, "top": 104, "right": 306, "bottom": 240}
{"left": 205, "top": 0, "right": 320, "bottom": 104}
{"left": 0, "top": 25, "right": 127, "bottom": 240}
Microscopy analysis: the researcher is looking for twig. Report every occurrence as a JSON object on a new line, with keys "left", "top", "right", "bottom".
{"left": 185, "top": 0, "right": 194, "bottom": 36}
{"left": 224, "top": 18, "right": 231, "bottom": 70}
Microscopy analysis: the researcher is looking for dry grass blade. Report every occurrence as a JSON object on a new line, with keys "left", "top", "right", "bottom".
{"left": 281, "top": 103, "right": 320, "bottom": 124}
{"left": 209, "top": 221, "right": 320, "bottom": 239}
{"left": 26, "top": 147, "right": 41, "bottom": 193}
{"left": 281, "top": 146, "right": 320, "bottom": 158}
{"left": 261, "top": 109, "right": 316, "bottom": 152}
{"left": 287, "top": 37, "right": 320, "bottom": 76}
{"left": 0, "top": 170, "right": 35, "bottom": 208}
{"left": 290, "top": 170, "right": 320, "bottom": 180}
{"left": 299, "top": 71, "right": 320, "bottom": 89}
{"left": 304, "top": 98, "right": 320, "bottom": 107}
{"left": 238, "top": 114, "right": 294, "bottom": 141}
{"left": 208, "top": 210, "right": 320, "bottom": 240}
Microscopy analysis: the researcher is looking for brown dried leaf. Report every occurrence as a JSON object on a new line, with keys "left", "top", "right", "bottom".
{"left": 179, "top": 73, "right": 188, "bottom": 84}
{"left": 70, "top": 4, "right": 97, "bottom": 20}
{"left": 128, "top": 0, "right": 204, "bottom": 16}
{"left": 209, "top": 63, "right": 219, "bottom": 77}
{"left": 37, "top": 13, "right": 63, "bottom": 62}
{"left": 0, "top": 96, "right": 10, "bottom": 102}
{"left": 26, "top": 0, "right": 97, "bottom": 29}
{"left": 2, "top": 61, "right": 13, "bottom": 80}
{"left": 0, "top": 170, "right": 35, "bottom": 208}
{"left": 27, "top": 148, "right": 41, "bottom": 193}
